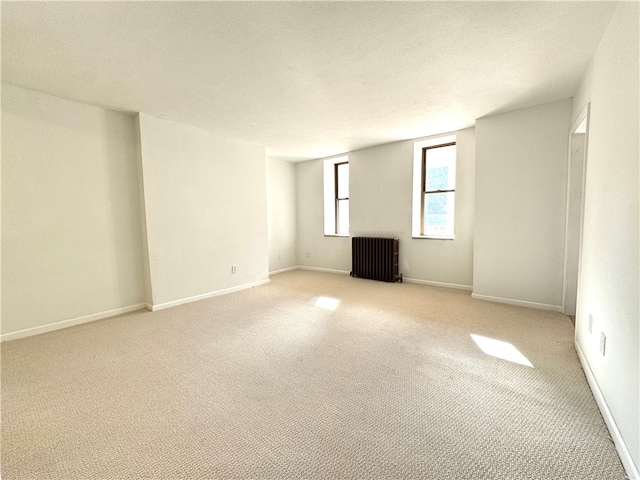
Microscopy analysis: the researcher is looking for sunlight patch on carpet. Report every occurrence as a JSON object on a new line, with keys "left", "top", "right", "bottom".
{"left": 314, "top": 296, "right": 341, "bottom": 311}
{"left": 470, "top": 334, "right": 533, "bottom": 368}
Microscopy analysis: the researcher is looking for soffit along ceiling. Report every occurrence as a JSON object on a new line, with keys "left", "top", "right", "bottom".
{"left": 2, "top": 2, "right": 616, "bottom": 162}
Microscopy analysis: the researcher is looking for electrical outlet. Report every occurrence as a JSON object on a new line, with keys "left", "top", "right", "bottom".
{"left": 305, "top": 251, "right": 311, "bottom": 258}
{"left": 232, "top": 265, "right": 237, "bottom": 274}
{"left": 600, "top": 332, "right": 606, "bottom": 356}
{"left": 588, "top": 314, "right": 593, "bottom": 333}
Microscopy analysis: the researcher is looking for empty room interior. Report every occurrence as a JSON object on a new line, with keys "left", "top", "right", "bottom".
{"left": 1, "top": 2, "right": 639, "bottom": 479}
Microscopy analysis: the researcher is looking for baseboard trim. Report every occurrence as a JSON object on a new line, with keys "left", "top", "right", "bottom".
{"left": 471, "top": 293, "right": 562, "bottom": 312}
{"left": 575, "top": 341, "right": 639, "bottom": 479}
{"left": 404, "top": 277, "right": 472, "bottom": 291}
{"left": 297, "top": 266, "right": 350, "bottom": 275}
{"left": 269, "top": 266, "right": 298, "bottom": 276}
{"left": 149, "top": 279, "right": 270, "bottom": 312}
{"left": 0, "top": 304, "right": 146, "bottom": 342}
{"left": 289, "top": 267, "right": 473, "bottom": 292}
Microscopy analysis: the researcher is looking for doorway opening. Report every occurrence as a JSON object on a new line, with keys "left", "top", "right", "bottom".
{"left": 562, "top": 105, "right": 590, "bottom": 320}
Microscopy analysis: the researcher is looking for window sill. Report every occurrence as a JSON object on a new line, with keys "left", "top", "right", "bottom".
{"left": 324, "top": 234, "right": 350, "bottom": 238}
{"left": 412, "top": 235, "right": 455, "bottom": 240}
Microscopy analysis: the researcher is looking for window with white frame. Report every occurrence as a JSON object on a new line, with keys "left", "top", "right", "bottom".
{"left": 323, "top": 156, "right": 349, "bottom": 236}
{"left": 412, "top": 136, "right": 456, "bottom": 239}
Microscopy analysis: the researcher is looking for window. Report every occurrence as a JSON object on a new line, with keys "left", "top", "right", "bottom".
{"left": 422, "top": 143, "right": 456, "bottom": 237}
{"left": 412, "top": 135, "right": 456, "bottom": 239}
{"left": 323, "top": 156, "right": 349, "bottom": 236}
{"left": 334, "top": 162, "right": 349, "bottom": 235}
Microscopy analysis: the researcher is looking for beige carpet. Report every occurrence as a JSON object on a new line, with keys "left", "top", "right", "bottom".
{"left": 1, "top": 270, "right": 627, "bottom": 479}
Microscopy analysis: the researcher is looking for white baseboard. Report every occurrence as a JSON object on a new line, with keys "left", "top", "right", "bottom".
{"left": 404, "top": 277, "right": 472, "bottom": 291}
{"left": 471, "top": 293, "right": 562, "bottom": 312}
{"left": 288, "top": 267, "right": 472, "bottom": 292}
{"left": 149, "top": 279, "right": 270, "bottom": 312}
{"left": 297, "top": 265, "right": 350, "bottom": 275}
{"left": 269, "top": 266, "right": 298, "bottom": 276}
{"left": 575, "top": 341, "right": 639, "bottom": 479}
{"left": 1, "top": 304, "right": 146, "bottom": 342}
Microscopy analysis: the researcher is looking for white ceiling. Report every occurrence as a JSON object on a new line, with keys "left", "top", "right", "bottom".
{"left": 2, "top": 2, "right": 616, "bottom": 161}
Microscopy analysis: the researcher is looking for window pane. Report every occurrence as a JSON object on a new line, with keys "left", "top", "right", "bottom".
{"left": 425, "top": 145, "right": 456, "bottom": 191}
{"left": 337, "top": 163, "right": 349, "bottom": 198}
{"left": 426, "top": 165, "right": 449, "bottom": 190}
{"left": 423, "top": 192, "right": 455, "bottom": 237}
{"left": 337, "top": 199, "right": 349, "bottom": 235}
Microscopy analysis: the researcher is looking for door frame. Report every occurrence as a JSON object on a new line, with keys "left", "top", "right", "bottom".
{"left": 561, "top": 103, "right": 591, "bottom": 317}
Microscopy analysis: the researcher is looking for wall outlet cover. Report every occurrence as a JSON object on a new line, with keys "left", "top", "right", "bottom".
{"left": 600, "top": 332, "right": 606, "bottom": 356}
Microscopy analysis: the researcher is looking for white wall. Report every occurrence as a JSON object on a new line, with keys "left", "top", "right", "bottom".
{"left": 137, "top": 113, "right": 269, "bottom": 308}
{"left": 1, "top": 84, "right": 145, "bottom": 335}
{"left": 572, "top": 3, "right": 639, "bottom": 474}
{"left": 296, "top": 158, "right": 351, "bottom": 272}
{"left": 474, "top": 99, "right": 572, "bottom": 308}
{"left": 296, "top": 128, "right": 475, "bottom": 286}
{"left": 266, "top": 157, "right": 297, "bottom": 272}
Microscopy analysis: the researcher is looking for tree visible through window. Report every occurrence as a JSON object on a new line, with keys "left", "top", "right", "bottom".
{"left": 422, "top": 142, "right": 456, "bottom": 237}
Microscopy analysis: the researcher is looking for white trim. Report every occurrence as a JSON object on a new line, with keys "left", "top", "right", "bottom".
{"left": 297, "top": 266, "right": 350, "bottom": 275}
{"left": 404, "top": 277, "right": 472, "bottom": 291}
{"left": 575, "top": 341, "right": 640, "bottom": 479}
{"left": 269, "top": 266, "right": 298, "bottom": 276}
{"left": 277, "top": 267, "right": 472, "bottom": 292}
{"left": 562, "top": 103, "right": 590, "bottom": 315}
{"left": 471, "top": 293, "right": 562, "bottom": 312}
{"left": 0, "top": 304, "right": 146, "bottom": 342}
{"left": 149, "top": 279, "right": 270, "bottom": 311}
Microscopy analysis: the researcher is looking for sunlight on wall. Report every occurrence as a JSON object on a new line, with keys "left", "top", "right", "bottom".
{"left": 470, "top": 334, "right": 534, "bottom": 368}
{"left": 314, "top": 296, "right": 341, "bottom": 311}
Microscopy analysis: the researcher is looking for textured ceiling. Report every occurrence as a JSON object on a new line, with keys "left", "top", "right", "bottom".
{"left": 2, "top": 2, "right": 616, "bottom": 161}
